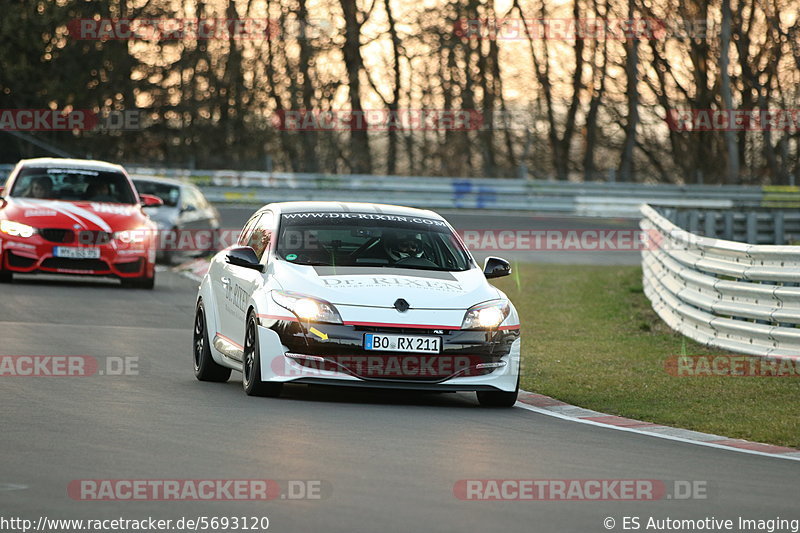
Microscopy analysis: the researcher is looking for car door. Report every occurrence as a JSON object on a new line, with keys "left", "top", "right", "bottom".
{"left": 219, "top": 211, "right": 275, "bottom": 355}
{"left": 191, "top": 185, "right": 220, "bottom": 246}
{"left": 215, "top": 211, "right": 262, "bottom": 352}
{"left": 177, "top": 187, "right": 206, "bottom": 255}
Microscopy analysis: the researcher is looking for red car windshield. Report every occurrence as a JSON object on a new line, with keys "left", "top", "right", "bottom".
{"left": 10, "top": 167, "right": 137, "bottom": 204}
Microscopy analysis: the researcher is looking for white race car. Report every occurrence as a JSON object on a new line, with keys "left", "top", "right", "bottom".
{"left": 193, "top": 202, "right": 521, "bottom": 406}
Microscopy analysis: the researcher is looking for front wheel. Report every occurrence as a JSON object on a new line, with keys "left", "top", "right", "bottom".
{"left": 477, "top": 389, "right": 519, "bottom": 407}
{"left": 121, "top": 270, "right": 155, "bottom": 289}
{"left": 0, "top": 270, "right": 12, "bottom": 283}
{"left": 477, "top": 372, "right": 519, "bottom": 408}
{"left": 242, "top": 312, "right": 283, "bottom": 397}
{"left": 193, "top": 301, "right": 231, "bottom": 382}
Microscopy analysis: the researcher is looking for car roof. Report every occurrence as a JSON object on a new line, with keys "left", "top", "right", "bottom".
{"left": 17, "top": 157, "right": 125, "bottom": 173}
{"left": 264, "top": 201, "right": 443, "bottom": 220}
{"left": 131, "top": 175, "right": 189, "bottom": 188}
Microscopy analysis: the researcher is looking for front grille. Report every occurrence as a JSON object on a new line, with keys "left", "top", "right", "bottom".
{"left": 39, "top": 228, "right": 74, "bottom": 243}
{"left": 355, "top": 326, "right": 450, "bottom": 336}
{"left": 115, "top": 259, "right": 143, "bottom": 274}
{"left": 41, "top": 257, "right": 109, "bottom": 272}
{"left": 7, "top": 251, "right": 37, "bottom": 268}
{"left": 77, "top": 230, "right": 113, "bottom": 245}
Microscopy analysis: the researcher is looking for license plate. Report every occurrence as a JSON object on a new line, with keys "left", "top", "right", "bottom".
{"left": 364, "top": 334, "right": 441, "bottom": 354}
{"left": 53, "top": 247, "right": 100, "bottom": 259}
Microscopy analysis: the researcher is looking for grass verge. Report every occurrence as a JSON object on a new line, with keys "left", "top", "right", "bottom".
{"left": 492, "top": 263, "right": 800, "bottom": 448}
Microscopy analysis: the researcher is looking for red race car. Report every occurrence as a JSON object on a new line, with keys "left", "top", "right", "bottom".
{"left": 0, "top": 158, "right": 164, "bottom": 288}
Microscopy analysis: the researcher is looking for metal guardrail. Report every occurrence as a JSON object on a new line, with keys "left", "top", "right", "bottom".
{"left": 658, "top": 207, "right": 800, "bottom": 245}
{"left": 126, "top": 167, "right": 777, "bottom": 216}
{"left": 4, "top": 163, "right": 800, "bottom": 217}
{"left": 641, "top": 204, "right": 800, "bottom": 358}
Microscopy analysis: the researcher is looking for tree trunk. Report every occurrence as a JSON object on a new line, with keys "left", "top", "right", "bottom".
{"left": 719, "top": 0, "right": 740, "bottom": 183}
{"left": 339, "top": 0, "right": 372, "bottom": 174}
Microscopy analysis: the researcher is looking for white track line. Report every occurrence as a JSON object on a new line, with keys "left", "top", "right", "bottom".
{"left": 514, "top": 397, "right": 800, "bottom": 463}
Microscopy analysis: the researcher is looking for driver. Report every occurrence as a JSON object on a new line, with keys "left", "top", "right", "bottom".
{"left": 85, "top": 179, "right": 113, "bottom": 201}
{"left": 27, "top": 176, "right": 53, "bottom": 199}
{"left": 383, "top": 231, "right": 424, "bottom": 262}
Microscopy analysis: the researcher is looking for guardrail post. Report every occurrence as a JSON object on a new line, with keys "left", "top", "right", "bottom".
{"left": 688, "top": 210, "right": 700, "bottom": 233}
{"left": 723, "top": 212, "right": 734, "bottom": 240}
{"left": 773, "top": 211, "right": 785, "bottom": 245}
{"left": 704, "top": 211, "right": 717, "bottom": 237}
{"left": 676, "top": 211, "right": 689, "bottom": 230}
{"left": 746, "top": 212, "right": 758, "bottom": 244}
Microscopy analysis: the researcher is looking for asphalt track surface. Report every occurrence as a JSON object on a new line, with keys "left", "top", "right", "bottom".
{"left": 1, "top": 210, "right": 797, "bottom": 532}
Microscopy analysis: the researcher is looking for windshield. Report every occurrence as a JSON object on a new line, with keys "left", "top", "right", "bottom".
{"left": 276, "top": 212, "right": 473, "bottom": 271}
{"left": 133, "top": 180, "right": 181, "bottom": 207}
{"left": 10, "top": 167, "right": 137, "bottom": 204}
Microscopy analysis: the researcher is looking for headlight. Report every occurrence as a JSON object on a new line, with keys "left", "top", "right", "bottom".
{"left": 0, "top": 220, "right": 36, "bottom": 238}
{"left": 271, "top": 290, "right": 343, "bottom": 324}
{"left": 461, "top": 300, "right": 510, "bottom": 330}
{"left": 114, "top": 228, "right": 150, "bottom": 244}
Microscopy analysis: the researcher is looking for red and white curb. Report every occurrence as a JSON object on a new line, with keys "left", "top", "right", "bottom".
{"left": 175, "top": 257, "right": 211, "bottom": 282}
{"left": 172, "top": 261, "right": 800, "bottom": 461}
{"left": 516, "top": 391, "right": 800, "bottom": 462}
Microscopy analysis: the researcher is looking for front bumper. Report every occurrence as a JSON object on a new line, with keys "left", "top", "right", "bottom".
{"left": 0, "top": 236, "right": 153, "bottom": 278}
{"left": 256, "top": 317, "right": 521, "bottom": 392}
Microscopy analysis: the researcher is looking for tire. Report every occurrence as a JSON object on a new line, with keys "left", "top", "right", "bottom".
{"left": 161, "top": 250, "right": 177, "bottom": 266}
{"left": 121, "top": 270, "right": 155, "bottom": 289}
{"left": 242, "top": 311, "right": 283, "bottom": 397}
{"left": 0, "top": 270, "right": 12, "bottom": 283}
{"left": 477, "top": 373, "right": 520, "bottom": 407}
{"left": 163, "top": 227, "right": 180, "bottom": 265}
{"left": 193, "top": 300, "right": 231, "bottom": 382}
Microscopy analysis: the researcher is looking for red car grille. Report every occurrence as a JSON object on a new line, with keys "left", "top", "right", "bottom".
{"left": 41, "top": 257, "right": 109, "bottom": 271}
{"left": 6, "top": 251, "right": 37, "bottom": 268}
{"left": 39, "top": 228, "right": 75, "bottom": 243}
{"left": 78, "top": 230, "right": 113, "bottom": 245}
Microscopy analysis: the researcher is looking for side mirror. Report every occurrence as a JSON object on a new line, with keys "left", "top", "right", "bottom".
{"left": 483, "top": 256, "right": 511, "bottom": 279}
{"left": 226, "top": 246, "right": 264, "bottom": 272}
{"left": 140, "top": 194, "right": 164, "bottom": 207}
{"left": 181, "top": 203, "right": 196, "bottom": 213}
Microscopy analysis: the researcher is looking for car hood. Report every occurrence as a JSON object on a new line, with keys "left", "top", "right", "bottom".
{"left": 142, "top": 206, "right": 179, "bottom": 228}
{"left": 1, "top": 198, "right": 151, "bottom": 232}
{"left": 271, "top": 260, "right": 502, "bottom": 310}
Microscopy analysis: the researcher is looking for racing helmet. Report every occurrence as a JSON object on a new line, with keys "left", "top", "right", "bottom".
{"left": 383, "top": 230, "right": 424, "bottom": 261}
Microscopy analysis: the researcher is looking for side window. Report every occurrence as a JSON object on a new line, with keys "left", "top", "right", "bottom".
{"left": 194, "top": 187, "right": 211, "bottom": 209}
{"left": 247, "top": 211, "right": 275, "bottom": 262}
{"left": 189, "top": 186, "right": 209, "bottom": 209}
{"left": 238, "top": 213, "right": 263, "bottom": 246}
{"left": 182, "top": 188, "right": 200, "bottom": 211}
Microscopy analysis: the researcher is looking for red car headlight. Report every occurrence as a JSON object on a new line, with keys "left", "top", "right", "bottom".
{"left": 0, "top": 220, "right": 37, "bottom": 238}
